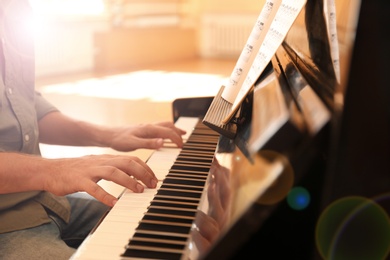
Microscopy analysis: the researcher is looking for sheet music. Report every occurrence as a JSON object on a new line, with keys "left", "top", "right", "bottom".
{"left": 221, "top": 0, "right": 307, "bottom": 124}
{"left": 222, "top": 0, "right": 281, "bottom": 103}
{"left": 324, "top": 0, "right": 340, "bottom": 83}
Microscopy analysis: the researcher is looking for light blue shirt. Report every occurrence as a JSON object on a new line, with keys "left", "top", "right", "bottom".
{"left": 0, "top": 0, "right": 70, "bottom": 234}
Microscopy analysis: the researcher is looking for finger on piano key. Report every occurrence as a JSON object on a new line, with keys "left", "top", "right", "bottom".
{"left": 162, "top": 117, "right": 200, "bottom": 148}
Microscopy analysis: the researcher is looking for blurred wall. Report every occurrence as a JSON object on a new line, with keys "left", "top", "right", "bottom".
{"left": 199, "top": 0, "right": 265, "bottom": 13}
{"left": 34, "top": 0, "right": 265, "bottom": 77}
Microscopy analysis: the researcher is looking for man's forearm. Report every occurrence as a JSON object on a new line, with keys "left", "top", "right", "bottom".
{"left": 38, "top": 111, "right": 115, "bottom": 147}
{"left": 0, "top": 153, "right": 46, "bottom": 194}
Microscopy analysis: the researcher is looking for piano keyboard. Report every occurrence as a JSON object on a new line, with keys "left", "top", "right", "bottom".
{"left": 72, "top": 117, "right": 220, "bottom": 260}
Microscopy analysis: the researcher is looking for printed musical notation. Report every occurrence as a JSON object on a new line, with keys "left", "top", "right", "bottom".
{"left": 221, "top": 0, "right": 307, "bottom": 124}
{"left": 324, "top": 0, "right": 340, "bottom": 83}
{"left": 222, "top": 0, "right": 280, "bottom": 104}
{"left": 203, "top": 0, "right": 308, "bottom": 138}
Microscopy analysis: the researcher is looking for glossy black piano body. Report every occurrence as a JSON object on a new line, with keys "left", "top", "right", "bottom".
{"left": 202, "top": 0, "right": 390, "bottom": 259}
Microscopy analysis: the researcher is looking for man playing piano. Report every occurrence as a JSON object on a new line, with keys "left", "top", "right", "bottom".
{"left": 0, "top": 0, "right": 186, "bottom": 259}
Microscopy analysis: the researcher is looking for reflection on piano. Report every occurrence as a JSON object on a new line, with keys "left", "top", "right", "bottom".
{"left": 74, "top": 0, "right": 390, "bottom": 259}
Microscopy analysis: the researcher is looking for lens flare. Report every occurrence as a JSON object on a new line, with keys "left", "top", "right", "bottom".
{"left": 287, "top": 186, "right": 310, "bottom": 210}
{"left": 316, "top": 196, "right": 390, "bottom": 260}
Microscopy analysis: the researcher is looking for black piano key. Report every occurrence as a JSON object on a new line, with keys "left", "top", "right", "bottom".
{"left": 167, "top": 171, "right": 208, "bottom": 180}
{"left": 184, "top": 139, "right": 218, "bottom": 145}
{"left": 175, "top": 158, "right": 212, "bottom": 164}
{"left": 157, "top": 183, "right": 205, "bottom": 194}
{"left": 153, "top": 194, "right": 200, "bottom": 203}
{"left": 171, "top": 164, "right": 210, "bottom": 172}
{"left": 137, "top": 222, "right": 191, "bottom": 235}
{"left": 178, "top": 151, "right": 214, "bottom": 158}
{"left": 128, "top": 232, "right": 188, "bottom": 252}
{"left": 128, "top": 240, "right": 186, "bottom": 250}
{"left": 174, "top": 158, "right": 213, "bottom": 165}
{"left": 160, "top": 183, "right": 203, "bottom": 192}
{"left": 163, "top": 177, "right": 205, "bottom": 187}
{"left": 181, "top": 147, "right": 215, "bottom": 153}
{"left": 142, "top": 213, "right": 195, "bottom": 224}
{"left": 173, "top": 161, "right": 212, "bottom": 168}
{"left": 122, "top": 248, "right": 182, "bottom": 260}
{"left": 166, "top": 172, "right": 208, "bottom": 178}
{"left": 182, "top": 143, "right": 216, "bottom": 149}
{"left": 187, "top": 139, "right": 218, "bottom": 143}
{"left": 157, "top": 187, "right": 202, "bottom": 198}
{"left": 175, "top": 157, "right": 212, "bottom": 164}
{"left": 182, "top": 144, "right": 217, "bottom": 150}
{"left": 146, "top": 207, "right": 197, "bottom": 218}
{"left": 150, "top": 200, "right": 198, "bottom": 209}
{"left": 166, "top": 171, "right": 208, "bottom": 181}
{"left": 176, "top": 155, "right": 213, "bottom": 164}
{"left": 180, "top": 148, "right": 216, "bottom": 154}
{"left": 133, "top": 232, "right": 188, "bottom": 242}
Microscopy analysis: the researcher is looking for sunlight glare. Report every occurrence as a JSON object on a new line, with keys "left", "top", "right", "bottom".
{"left": 41, "top": 71, "right": 227, "bottom": 102}
{"left": 30, "top": 0, "right": 105, "bottom": 16}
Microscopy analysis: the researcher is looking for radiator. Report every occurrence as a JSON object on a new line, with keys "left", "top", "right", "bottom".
{"left": 200, "top": 13, "right": 258, "bottom": 58}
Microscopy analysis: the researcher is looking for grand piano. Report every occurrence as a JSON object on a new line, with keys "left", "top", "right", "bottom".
{"left": 73, "top": 0, "right": 390, "bottom": 259}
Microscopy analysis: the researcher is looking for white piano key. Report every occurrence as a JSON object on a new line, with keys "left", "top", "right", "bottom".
{"left": 174, "top": 117, "right": 199, "bottom": 140}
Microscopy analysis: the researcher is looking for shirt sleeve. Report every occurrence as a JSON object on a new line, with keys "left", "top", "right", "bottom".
{"left": 34, "top": 91, "right": 59, "bottom": 120}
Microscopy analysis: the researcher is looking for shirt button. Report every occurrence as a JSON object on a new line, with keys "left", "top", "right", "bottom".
{"left": 8, "top": 88, "right": 13, "bottom": 95}
{"left": 24, "top": 134, "right": 30, "bottom": 142}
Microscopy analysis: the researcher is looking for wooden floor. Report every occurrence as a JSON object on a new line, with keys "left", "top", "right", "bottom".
{"left": 36, "top": 58, "right": 236, "bottom": 88}
{"left": 38, "top": 58, "right": 236, "bottom": 196}
{"left": 38, "top": 58, "right": 235, "bottom": 126}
